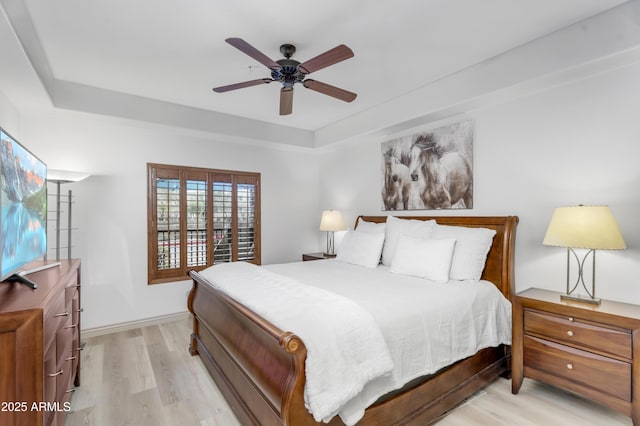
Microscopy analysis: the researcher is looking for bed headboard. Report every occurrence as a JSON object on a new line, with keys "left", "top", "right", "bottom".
{"left": 355, "top": 215, "right": 519, "bottom": 300}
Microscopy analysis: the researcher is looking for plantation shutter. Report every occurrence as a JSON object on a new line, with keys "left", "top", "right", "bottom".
{"left": 186, "top": 173, "right": 208, "bottom": 268}
{"left": 148, "top": 164, "right": 260, "bottom": 284}
{"left": 154, "top": 168, "right": 181, "bottom": 279}
{"left": 237, "top": 175, "right": 257, "bottom": 262}
{"left": 212, "top": 174, "right": 233, "bottom": 263}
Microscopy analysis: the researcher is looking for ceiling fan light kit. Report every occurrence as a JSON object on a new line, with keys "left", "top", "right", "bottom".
{"left": 213, "top": 38, "right": 357, "bottom": 115}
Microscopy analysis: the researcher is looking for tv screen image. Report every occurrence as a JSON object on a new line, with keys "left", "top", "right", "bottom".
{"left": 0, "top": 127, "right": 47, "bottom": 281}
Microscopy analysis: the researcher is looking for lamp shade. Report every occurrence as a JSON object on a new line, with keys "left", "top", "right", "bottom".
{"left": 319, "top": 210, "right": 346, "bottom": 232}
{"left": 47, "top": 169, "right": 90, "bottom": 183}
{"left": 543, "top": 205, "right": 626, "bottom": 250}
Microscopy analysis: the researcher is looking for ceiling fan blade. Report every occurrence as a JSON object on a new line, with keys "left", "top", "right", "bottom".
{"left": 280, "top": 87, "right": 293, "bottom": 115}
{"left": 297, "top": 44, "right": 354, "bottom": 74}
{"left": 303, "top": 79, "right": 357, "bottom": 102}
{"left": 225, "top": 38, "right": 281, "bottom": 70}
{"left": 213, "top": 78, "right": 272, "bottom": 93}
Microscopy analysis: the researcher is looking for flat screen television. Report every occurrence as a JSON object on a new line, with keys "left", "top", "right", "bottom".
{"left": 0, "top": 127, "right": 47, "bottom": 287}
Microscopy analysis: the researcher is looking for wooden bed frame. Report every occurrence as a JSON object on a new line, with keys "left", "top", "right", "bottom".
{"left": 188, "top": 215, "right": 518, "bottom": 425}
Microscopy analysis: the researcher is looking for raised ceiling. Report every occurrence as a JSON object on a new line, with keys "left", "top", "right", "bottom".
{"left": 0, "top": 0, "right": 632, "bottom": 147}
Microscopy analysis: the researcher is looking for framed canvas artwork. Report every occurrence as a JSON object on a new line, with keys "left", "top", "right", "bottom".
{"left": 381, "top": 120, "right": 473, "bottom": 210}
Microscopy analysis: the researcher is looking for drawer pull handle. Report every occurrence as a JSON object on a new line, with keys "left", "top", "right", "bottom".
{"left": 48, "top": 369, "right": 63, "bottom": 377}
{"left": 77, "top": 308, "right": 84, "bottom": 313}
{"left": 568, "top": 317, "right": 574, "bottom": 322}
{"left": 53, "top": 311, "right": 69, "bottom": 317}
{"left": 566, "top": 363, "right": 573, "bottom": 370}
{"left": 64, "top": 322, "right": 78, "bottom": 329}
{"left": 567, "top": 330, "right": 574, "bottom": 337}
{"left": 65, "top": 388, "right": 76, "bottom": 394}
{"left": 66, "top": 356, "right": 77, "bottom": 361}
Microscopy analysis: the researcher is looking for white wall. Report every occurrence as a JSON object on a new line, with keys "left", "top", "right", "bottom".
{"left": 319, "top": 60, "right": 640, "bottom": 305}
{"left": 0, "top": 90, "right": 19, "bottom": 133}
{"left": 16, "top": 110, "right": 320, "bottom": 329}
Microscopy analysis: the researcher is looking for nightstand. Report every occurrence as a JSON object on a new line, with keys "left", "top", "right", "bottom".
{"left": 512, "top": 288, "right": 640, "bottom": 425}
{"left": 302, "top": 252, "right": 336, "bottom": 261}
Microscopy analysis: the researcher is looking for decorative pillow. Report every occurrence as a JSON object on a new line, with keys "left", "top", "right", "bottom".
{"left": 390, "top": 236, "right": 456, "bottom": 282}
{"left": 381, "top": 216, "right": 436, "bottom": 266}
{"left": 355, "top": 219, "right": 386, "bottom": 234}
{"left": 429, "top": 225, "right": 496, "bottom": 280}
{"left": 336, "top": 231, "right": 385, "bottom": 268}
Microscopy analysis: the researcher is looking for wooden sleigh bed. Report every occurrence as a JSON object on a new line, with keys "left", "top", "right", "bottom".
{"left": 187, "top": 215, "right": 518, "bottom": 425}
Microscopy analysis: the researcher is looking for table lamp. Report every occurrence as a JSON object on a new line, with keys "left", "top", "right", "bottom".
{"left": 543, "top": 205, "right": 626, "bottom": 304}
{"left": 319, "top": 210, "right": 346, "bottom": 256}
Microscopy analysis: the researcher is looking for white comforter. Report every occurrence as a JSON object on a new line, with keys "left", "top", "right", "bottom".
{"left": 198, "top": 262, "right": 394, "bottom": 423}
{"left": 265, "top": 259, "right": 512, "bottom": 425}
{"left": 200, "top": 260, "right": 512, "bottom": 425}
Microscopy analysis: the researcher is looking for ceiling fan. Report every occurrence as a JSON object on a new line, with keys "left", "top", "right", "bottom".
{"left": 213, "top": 38, "right": 357, "bottom": 115}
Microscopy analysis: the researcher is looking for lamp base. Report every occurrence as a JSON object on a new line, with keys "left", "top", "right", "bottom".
{"left": 560, "top": 293, "right": 601, "bottom": 305}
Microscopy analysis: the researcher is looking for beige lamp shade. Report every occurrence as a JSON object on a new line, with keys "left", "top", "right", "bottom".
{"left": 543, "top": 205, "right": 626, "bottom": 250}
{"left": 319, "top": 210, "right": 346, "bottom": 232}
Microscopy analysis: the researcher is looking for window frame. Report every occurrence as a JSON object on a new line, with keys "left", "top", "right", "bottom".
{"left": 147, "top": 163, "right": 261, "bottom": 284}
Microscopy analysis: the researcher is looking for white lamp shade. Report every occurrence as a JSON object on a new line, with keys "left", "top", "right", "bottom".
{"left": 319, "top": 210, "right": 346, "bottom": 232}
{"left": 543, "top": 205, "right": 626, "bottom": 250}
{"left": 47, "top": 169, "right": 90, "bottom": 183}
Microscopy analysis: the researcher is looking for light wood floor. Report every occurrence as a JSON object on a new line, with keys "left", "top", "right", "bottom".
{"left": 65, "top": 318, "right": 632, "bottom": 426}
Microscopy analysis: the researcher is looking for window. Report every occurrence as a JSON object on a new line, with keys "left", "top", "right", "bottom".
{"left": 147, "top": 163, "right": 261, "bottom": 284}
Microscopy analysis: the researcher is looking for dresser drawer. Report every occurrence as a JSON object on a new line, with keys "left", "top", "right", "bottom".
{"left": 44, "top": 291, "right": 69, "bottom": 352}
{"left": 65, "top": 284, "right": 78, "bottom": 310}
{"left": 524, "top": 335, "right": 631, "bottom": 401}
{"left": 56, "top": 358, "right": 74, "bottom": 404}
{"left": 524, "top": 309, "right": 631, "bottom": 360}
{"left": 44, "top": 345, "right": 58, "bottom": 405}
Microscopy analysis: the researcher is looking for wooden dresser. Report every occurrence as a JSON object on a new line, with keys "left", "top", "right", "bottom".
{"left": 0, "top": 259, "right": 81, "bottom": 426}
{"left": 512, "top": 288, "right": 640, "bottom": 425}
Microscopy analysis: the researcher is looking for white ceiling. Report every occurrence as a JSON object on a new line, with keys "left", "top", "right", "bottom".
{"left": 0, "top": 0, "right": 631, "bottom": 140}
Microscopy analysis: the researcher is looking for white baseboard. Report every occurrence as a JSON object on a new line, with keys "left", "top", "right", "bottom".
{"left": 81, "top": 311, "right": 191, "bottom": 339}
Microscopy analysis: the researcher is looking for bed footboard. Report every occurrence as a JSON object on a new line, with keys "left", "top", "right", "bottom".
{"left": 188, "top": 269, "right": 324, "bottom": 426}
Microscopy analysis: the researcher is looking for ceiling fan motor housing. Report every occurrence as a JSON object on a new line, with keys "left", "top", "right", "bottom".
{"left": 272, "top": 57, "right": 305, "bottom": 88}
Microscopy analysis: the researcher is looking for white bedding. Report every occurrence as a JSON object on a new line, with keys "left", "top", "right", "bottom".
{"left": 198, "top": 262, "right": 394, "bottom": 423}
{"left": 264, "top": 259, "right": 512, "bottom": 425}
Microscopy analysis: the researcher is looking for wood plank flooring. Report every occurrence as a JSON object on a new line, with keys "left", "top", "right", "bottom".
{"left": 65, "top": 317, "right": 632, "bottom": 426}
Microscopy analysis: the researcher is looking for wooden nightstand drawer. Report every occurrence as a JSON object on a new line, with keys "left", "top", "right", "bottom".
{"left": 524, "top": 309, "right": 632, "bottom": 360}
{"left": 524, "top": 335, "right": 631, "bottom": 402}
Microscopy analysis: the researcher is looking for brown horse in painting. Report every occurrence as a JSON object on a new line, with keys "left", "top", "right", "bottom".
{"left": 408, "top": 134, "right": 472, "bottom": 209}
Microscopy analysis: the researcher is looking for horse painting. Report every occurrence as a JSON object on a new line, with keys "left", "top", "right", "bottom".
{"left": 408, "top": 134, "right": 472, "bottom": 209}
{"left": 381, "top": 120, "right": 473, "bottom": 210}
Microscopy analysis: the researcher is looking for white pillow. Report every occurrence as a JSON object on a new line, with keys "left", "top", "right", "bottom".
{"left": 382, "top": 216, "right": 436, "bottom": 266}
{"left": 336, "top": 231, "right": 385, "bottom": 268}
{"left": 429, "top": 225, "right": 496, "bottom": 280}
{"left": 356, "top": 219, "right": 386, "bottom": 234}
{"left": 390, "top": 236, "right": 456, "bottom": 282}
